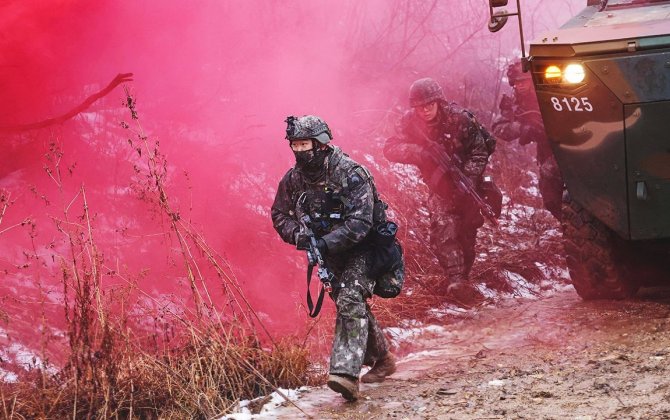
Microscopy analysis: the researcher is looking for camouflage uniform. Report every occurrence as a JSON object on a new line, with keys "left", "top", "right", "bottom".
{"left": 272, "top": 145, "right": 392, "bottom": 379}
{"left": 493, "top": 62, "right": 564, "bottom": 219}
{"left": 384, "top": 100, "right": 489, "bottom": 287}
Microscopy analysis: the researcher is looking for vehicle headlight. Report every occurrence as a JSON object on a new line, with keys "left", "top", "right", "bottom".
{"left": 564, "top": 64, "right": 585, "bottom": 84}
{"left": 539, "top": 63, "right": 586, "bottom": 86}
{"left": 544, "top": 65, "right": 562, "bottom": 83}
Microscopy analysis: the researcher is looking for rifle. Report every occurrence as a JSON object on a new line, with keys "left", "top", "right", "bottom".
{"left": 296, "top": 192, "right": 334, "bottom": 318}
{"left": 408, "top": 116, "right": 499, "bottom": 226}
{"left": 427, "top": 142, "right": 499, "bottom": 226}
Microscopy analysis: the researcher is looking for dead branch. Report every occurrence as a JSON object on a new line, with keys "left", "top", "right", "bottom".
{"left": 0, "top": 73, "right": 133, "bottom": 134}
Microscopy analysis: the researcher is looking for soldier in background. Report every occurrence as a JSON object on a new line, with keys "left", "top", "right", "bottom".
{"left": 384, "top": 78, "right": 496, "bottom": 304}
{"left": 272, "top": 115, "right": 399, "bottom": 402}
{"left": 493, "top": 61, "right": 564, "bottom": 219}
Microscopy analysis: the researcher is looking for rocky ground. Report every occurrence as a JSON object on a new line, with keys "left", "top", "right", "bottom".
{"left": 259, "top": 287, "right": 670, "bottom": 419}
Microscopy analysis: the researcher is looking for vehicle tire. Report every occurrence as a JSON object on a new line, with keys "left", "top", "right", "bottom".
{"left": 561, "top": 193, "right": 639, "bottom": 299}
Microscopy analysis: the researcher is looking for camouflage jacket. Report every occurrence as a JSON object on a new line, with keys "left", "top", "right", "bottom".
{"left": 384, "top": 102, "right": 490, "bottom": 195}
{"left": 271, "top": 146, "right": 376, "bottom": 254}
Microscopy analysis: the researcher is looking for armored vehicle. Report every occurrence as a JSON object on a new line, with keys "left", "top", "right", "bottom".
{"left": 489, "top": 0, "right": 670, "bottom": 299}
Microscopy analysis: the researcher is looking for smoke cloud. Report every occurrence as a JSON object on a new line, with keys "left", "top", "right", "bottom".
{"left": 0, "top": 0, "right": 582, "bottom": 360}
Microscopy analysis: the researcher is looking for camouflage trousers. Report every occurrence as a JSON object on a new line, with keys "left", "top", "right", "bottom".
{"left": 326, "top": 251, "right": 389, "bottom": 378}
{"left": 538, "top": 155, "right": 564, "bottom": 220}
{"left": 427, "top": 195, "right": 483, "bottom": 288}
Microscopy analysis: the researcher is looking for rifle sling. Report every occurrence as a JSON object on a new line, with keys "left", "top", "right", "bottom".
{"left": 306, "top": 263, "right": 326, "bottom": 318}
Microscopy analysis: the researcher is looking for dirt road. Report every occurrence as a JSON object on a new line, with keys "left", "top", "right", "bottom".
{"left": 269, "top": 288, "right": 670, "bottom": 419}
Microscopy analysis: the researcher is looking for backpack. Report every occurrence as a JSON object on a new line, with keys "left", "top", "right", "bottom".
{"left": 480, "top": 123, "right": 497, "bottom": 156}
{"left": 463, "top": 110, "right": 503, "bottom": 219}
{"left": 368, "top": 220, "right": 404, "bottom": 298}
{"left": 345, "top": 166, "right": 405, "bottom": 298}
{"left": 464, "top": 109, "right": 497, "bottom": 156}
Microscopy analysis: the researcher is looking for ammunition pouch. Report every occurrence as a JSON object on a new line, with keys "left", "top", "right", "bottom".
{"left": 368, "top": 221, "right": 404, "bottom": 298}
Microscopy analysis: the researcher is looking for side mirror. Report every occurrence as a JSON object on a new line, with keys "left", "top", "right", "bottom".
{"left": 486, "top": 0, "right": 527, "bottom": 60}
{"left": 488, "top": 0, "right": 510, "bottom": 33}
{"left": 488, "top": 11, "right": 509, "bottom": 33}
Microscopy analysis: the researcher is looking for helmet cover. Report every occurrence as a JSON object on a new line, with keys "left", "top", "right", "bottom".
{"left": 409, "top": 78, "right": 445, "bottom": 107}
{"left": 285, "top": 115, "right": 333, "bottom": 144}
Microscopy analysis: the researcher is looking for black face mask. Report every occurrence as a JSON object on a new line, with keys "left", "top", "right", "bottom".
{"left": 293, "top": 145, "right": 329, "bottom": 177}
{"left": 294, "top": 149, "right": 316, "bottom": 167}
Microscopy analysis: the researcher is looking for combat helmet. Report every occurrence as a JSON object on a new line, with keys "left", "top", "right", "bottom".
{"left": 285, "top": 115, "right": 333, "bottom": 144}
{"left": 506, "top": 61, "right": 531, "bottom": 86}
{"left": 409, "top": 78, "right": 445, "bottom": 107}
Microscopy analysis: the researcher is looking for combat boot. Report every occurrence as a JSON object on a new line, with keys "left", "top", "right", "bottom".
{"left": 327, "top": 374, "right": 359, "bottom": 401}
{"left": 361, "top": 353, "right": 396, "bottom": 383}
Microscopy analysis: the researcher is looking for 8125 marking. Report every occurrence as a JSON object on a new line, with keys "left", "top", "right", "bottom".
{"left": 550, "top": 96, "right": 593, "bottom": 112}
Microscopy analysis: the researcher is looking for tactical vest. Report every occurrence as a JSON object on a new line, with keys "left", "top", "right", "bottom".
{"left": 296, "top": 165, "right": 386, "bottom": 239}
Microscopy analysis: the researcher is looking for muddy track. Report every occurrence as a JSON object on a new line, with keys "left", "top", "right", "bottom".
{"left": 270, "top": 289, "right": 670, "bottom": 419}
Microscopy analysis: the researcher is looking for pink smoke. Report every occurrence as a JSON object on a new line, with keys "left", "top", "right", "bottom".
{"left": 0, "top": 0, "right": 582, "bottom": 364}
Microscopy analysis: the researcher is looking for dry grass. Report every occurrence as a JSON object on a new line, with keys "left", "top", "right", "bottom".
{"left": 0, "top": 331, "right": 315, "bottom": 419}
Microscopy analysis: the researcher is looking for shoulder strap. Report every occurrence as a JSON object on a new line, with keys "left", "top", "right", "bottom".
{"left": 306, "top": 264, "right": 326, "bottom": 318}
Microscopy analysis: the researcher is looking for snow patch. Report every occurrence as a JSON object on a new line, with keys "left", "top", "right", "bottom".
{"left": 0, "top": 368, "right": 18, "bottom": 383}
{"left": 221, "top": 387, "right": 310, "bottom": 420}
{"left": 487, "top": 379, "right": 505, "bottom": 387}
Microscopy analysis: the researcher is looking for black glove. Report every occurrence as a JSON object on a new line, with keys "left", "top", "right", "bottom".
{"left": 315, "top": 238, "right": 328, "bottom": 256}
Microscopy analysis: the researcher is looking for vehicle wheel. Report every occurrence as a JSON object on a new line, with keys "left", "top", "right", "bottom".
{"left": 561, "top": 194, "right": 639, "bottom": 299}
